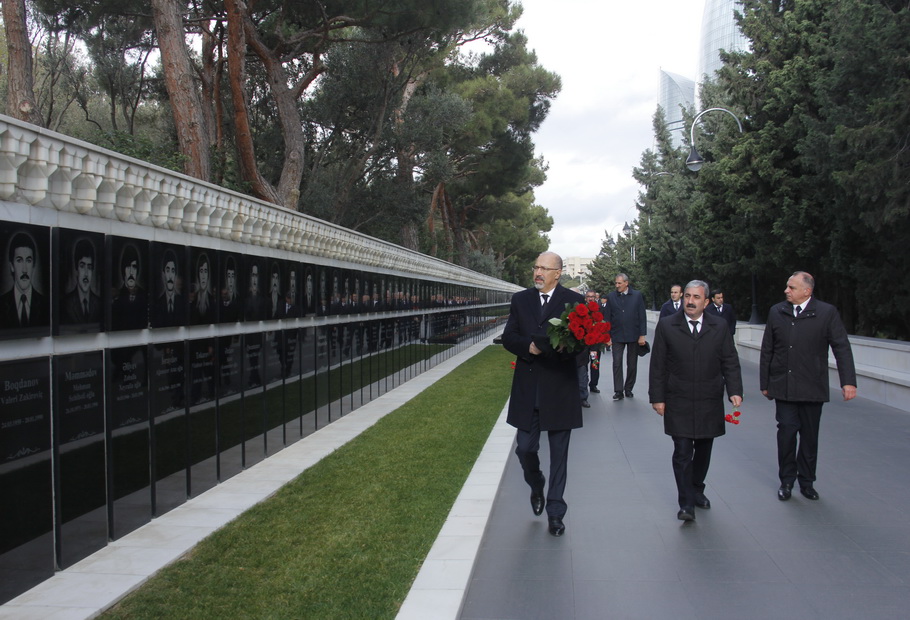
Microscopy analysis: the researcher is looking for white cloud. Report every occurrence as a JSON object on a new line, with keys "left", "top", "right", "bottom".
{"left": 515, "top": 0, "right": 705, "bottom": 259}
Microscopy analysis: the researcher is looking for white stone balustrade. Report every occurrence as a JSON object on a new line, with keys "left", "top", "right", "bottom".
{"left": 0, "top": 113, "right": 519, "bottom": 292}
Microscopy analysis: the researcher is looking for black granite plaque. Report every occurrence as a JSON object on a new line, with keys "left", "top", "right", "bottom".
{"left": 219, "top": 252, "right": 243, "bottom": 323}
{"left": 54, "top": 228, "right": 105, "bottom": 335}
{"left": 149, "top": 341, "right": 187, "bottom": 515}
{"left": 53, "top": 351, "right": 106, "bottom": 568}
{"left": 187, "top": 339, "right": 217, "bottom": 496}
{"left": 189, "top": 339, "right": 217, "bottom": 406}
{"left": 107, "top": 236, "right": 150, "bottom": 331}
{"left": 282, "top": 261, "right": 301, "bottom": 319}
{"left": 243, "top": 255, "right": 266, "bottom": 321}
{"left": 0, "top": 357, "right": 53, "bottom": 601}
{"left": 149, "top": 243, "right": 188, "bottom": 328}
{"left": 107, "top": 346, "right": 149, "bottom": 429}
{"left": 0, "top": 222, "right": 50, "bottom": 340}
{"left": 264, "top": 259, "right": 283, "bottom": 321}
{"left": 189, "top": 249, "right": 218, "bottom": 326}
{"left": 302, "top": 263, "right": 315, "bottom": 317}
{"left": 216, "top": 334, "right": 243, "bottom": 480}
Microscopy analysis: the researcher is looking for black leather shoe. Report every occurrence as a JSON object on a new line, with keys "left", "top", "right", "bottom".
{"left": 589, "top": 386, "right": 600, "bottom": 393}
{"left": 624, "top": 390, "right": 634, "bottom": 398}
{"left": 530, "top": 476, "right": 545, "bottom": 516}
{"left": 695, "top": 493, "right": 711, "bottom": 509}
{"left": 778, "top": 484, "right": 792, "bottom": 501}
{"left": 581, "top": 400, "right": 591, "bottom": 408}
{"left": 677, "top": 507, "right": 695, "bottom": 521}
{"left": 613, "top": 392, "right": 624, "bottom": 400}
{"left": 800, "top": 486, "right": 820, "bottom": 500}
{"left": 548, "top": 516, "right": 565, "bottom": 536}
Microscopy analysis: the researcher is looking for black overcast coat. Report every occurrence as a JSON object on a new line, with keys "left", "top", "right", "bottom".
{"left": 649, "top": 311, "right": 743, "bottom": 439}
{"left": 503, "top": 284, "right": 585, "bottom": 432}
{"left": 759, "top": 298, "right": 856, "bottom": 402}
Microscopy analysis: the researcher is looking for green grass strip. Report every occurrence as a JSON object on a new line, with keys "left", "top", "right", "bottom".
{"left": 102, "top": 344, "right": 514, "bottom": 619}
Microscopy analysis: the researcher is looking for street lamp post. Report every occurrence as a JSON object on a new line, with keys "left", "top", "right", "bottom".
{"left": 686, "top": 107, "right": 762, "bottom": 324}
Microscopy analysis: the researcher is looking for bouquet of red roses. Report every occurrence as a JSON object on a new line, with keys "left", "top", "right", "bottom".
{"left": 547, "top": 300, "right": 611, "bottom": 353}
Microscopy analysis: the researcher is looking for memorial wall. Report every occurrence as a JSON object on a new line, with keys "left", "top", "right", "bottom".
{"left": 0, "top": 114, "right": 519, "bottom": 602}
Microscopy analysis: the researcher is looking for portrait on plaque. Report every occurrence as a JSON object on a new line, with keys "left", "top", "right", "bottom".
{"left": 55, "top": 229, "right": 104, "bottom": 335}
{"left": 282, "top": 261, "right": 300, "bottom": 319}
{"left": 302, "top": 264, "right": 315, "bottom": 317}
{"left": 243, "top": 255, "right": 266, "bottom": 321}
{"left": 266, "top": 260, "right": 283, "bottom": 321}
{"left": 0, "top": 222, "right": 50, "bottom": 338}
{"left": 189, "top": 249, "right": 217, "bottom": 325}
{"left": 219, "top": 252, "right": 242, "bottom": 323}
{"left": 150, "top": 243, "right": 187, "bottom": 328}
{"left": 108, "top": 237, "right": 149, "bottom": 331}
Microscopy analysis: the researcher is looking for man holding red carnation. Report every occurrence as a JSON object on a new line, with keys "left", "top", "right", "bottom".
{"left": 649, "top": 280, "right": 743, "bottom": 522}
{"left": 502, "top": 251, "right": 585, "bottom": 537}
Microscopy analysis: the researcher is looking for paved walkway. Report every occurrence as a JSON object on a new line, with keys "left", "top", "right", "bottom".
{"left": 455, "top": 355, "right": 910, "bottom": 620}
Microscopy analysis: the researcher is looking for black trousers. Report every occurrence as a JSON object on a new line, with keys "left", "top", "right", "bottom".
{"left": 515, "top": 410, "right": 572, "bottom": 519}
{"left": 775, "top": 400, "right": 823, "bottom": 488}
{"left": 589, "top": 351, "right": 600, "bottom": 388}
{"left": 611, "top": 341, "right": 638, "bottom": 393}
{"left": 671, "top": 436, "right": 714, "bottom": 509}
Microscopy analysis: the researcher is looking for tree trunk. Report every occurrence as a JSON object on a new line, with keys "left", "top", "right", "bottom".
{"left": 2, "top": 0, "right": 43, "bottom": 126}
{"left": 151, "top": 0, "right": 211, "bottom": 180}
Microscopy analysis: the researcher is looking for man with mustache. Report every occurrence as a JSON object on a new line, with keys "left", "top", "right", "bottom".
{"left": 650, "top": 280, "right": 743, "bottom": 521}
{"left": 152, "top": 247, "right": 186, "bottom": 327}
{"left": 2, "top": 231, "right": 48, "bottom": 328}
{"left": 502, "top": 251, "right": 585, "bottom": 537}
{"left": 62, "top": 238, "right": 102, "bottom": 325}
{"left": 111, "top": 242, "right": 148, "bottom": 330}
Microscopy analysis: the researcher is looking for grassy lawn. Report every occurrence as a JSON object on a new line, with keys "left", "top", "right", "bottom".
{"left": 102, "top": 344, "right": 514, "bottom": 619}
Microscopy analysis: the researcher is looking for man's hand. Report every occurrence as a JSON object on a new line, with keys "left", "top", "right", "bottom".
{"left": 761, "top": 389, "right": 771, "bottom": 400}
{"left": 652, "top": 402, "right": 665, "bottom": 416}
{"left": 843, "top": 385, "right": 857, "bottom": 401}
{"left": 529, "top": 341, "right": 542, "bottom": 356}
{"left": 729, "top": 395, "right": 743, "bottom": 407}
{"left": 638, "top": 335, "right": 646, "bottom": 346}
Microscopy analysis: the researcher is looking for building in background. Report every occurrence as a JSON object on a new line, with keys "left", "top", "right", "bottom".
{"left": 658, "top": 69, "right": 695, "bottom": 148}
{"left": 563, "top": 256, "right": 593, "bottom": 288}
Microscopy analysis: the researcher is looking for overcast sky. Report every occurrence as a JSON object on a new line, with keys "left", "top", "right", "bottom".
{"left": 513, "top": 0, "right": 705, "bottom": 260}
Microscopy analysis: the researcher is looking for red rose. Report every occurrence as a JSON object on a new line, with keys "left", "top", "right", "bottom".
{"left": 592, "top": 311, "right": 604, "bottom": 323}
{"left": 584, "top": 333, "right": 599, "bottom": 345}
{"left": 572, "top": 326, "right": 585, "bottom": 340}
{"left": 574, "top": 304, "right": 589, "bottom": 317}
{"left": 583, "top": 317, "right": 594, "bottom": 330}
{"left": 588, "top": 300, "right": 599, "bottom": 312}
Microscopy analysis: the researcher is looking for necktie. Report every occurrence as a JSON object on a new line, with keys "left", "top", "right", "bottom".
{"left": 19, "top": 294, "right": 27, "bottom": 325}
{"left": 83, "top": 298, "right": 89, "bottom": 319}
{"left": 690, "top": 320, "right": 699, "bottom": 335}
{"left": 674, "top": 302, "right": 679, "bottom": 311}
{"left": 541, "top": 293, "right": 549, "bottom": 306}
{"left": 794, "top": 305, "right": 802, "bottom": 317}
{"left": 168, "top": 299, "right": 173, "bottom": 314}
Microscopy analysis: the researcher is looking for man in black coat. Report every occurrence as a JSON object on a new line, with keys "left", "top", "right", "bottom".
{"left": 704, "top": 288, "right": 737, "bottom": 335}
{"left": 604, "top": 273, "right": 647, "bottom": 400}
{"left": 650, "top": 280, "right": 743, "bottom": 521}
{"left": 760, "top": 271, "right": 856, "bottom": 501}
{"left": 503, "top": 251, "right": 585, "bottom": 537}
{"left": 658, "top": 284, "right": 683, "bottom": 319}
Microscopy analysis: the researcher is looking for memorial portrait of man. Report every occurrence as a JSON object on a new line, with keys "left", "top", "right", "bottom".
{"left": 152, "top": 246, "right": 186, "bottom": 327}
{"left": 190, "top": 250, "right": 216, "bottom": 325}
{"left": 0, "top": 228, "right": 50, "bottom": 333}
{"left": 110, "top": 239, "right": 149, "bottom": 331}
{"left": 283, "top": 264, "right": 300, "bottom": 319}
{"left": 61, "top": 235, "right": 103, "bottom": 328}
{"left": 268, "top": 260, "right": 283, "bottom": 320}
{"left": 303, "top": 265, "right": 315, "bottom": 316}
{"left": 220, "top": 254, "right": 241, "bottom": 323}
{"left": 244, "top": 257, "right": 266, "bottom": 321}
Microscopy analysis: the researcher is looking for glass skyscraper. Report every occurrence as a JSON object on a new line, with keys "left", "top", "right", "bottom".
{"left": 658, "top": 70, "right": 696, "bottom": 147}
{"left": 696, "top": 0, "right": 749, "bottom": 84}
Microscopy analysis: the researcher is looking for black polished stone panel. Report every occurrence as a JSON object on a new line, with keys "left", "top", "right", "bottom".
{"left": 0, "top": 357, "right": 52, "bottom": 604}
{"left": 217, "top": 334, "right": 243, "bottom": 481}
{"left": 243, "top": 332, "right": 265, "bottom": 467}
{"left": 279, "top": 329, "right": 302, "bottom": 437}
{"left": 189, "top": 249, "right": 218, "bottom": 326}
{"left": 149, "top": 243, "right": 188, "bottom": 329}
{"left": 54, "top": 228, "right": 105, "bottom": 335}
{"left": 219, "top": 252, "right": 242, "bottom": 324}
{"left": 0, "top": 222, "right": 50, "bottom": 340}
{"left": 106, "top": 345, "right": 150, "bottom": 540}
{"left": 107, "top": 236, "right": 149, "bottom": 332}
{"left": 302, "top": 264, "right": 316, "bottom": 317}
{"left": 149, "top": 341, "right": 187, "bottom": 515}
{"left": 262, "top": 330, "right": 283, "bottom": 452}
{"left": 187, "top": 339, "right": 217, "bottom": 497}
{"left": 53, "top": 351, "right": 106, "bottom": 569}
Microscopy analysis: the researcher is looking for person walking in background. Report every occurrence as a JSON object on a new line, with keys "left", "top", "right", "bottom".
{"left": 605, "top": 273, "right": 647, "bottom": 400}
{"left": 705, "top": 288, "right": 737, "bottom": 335}
{"left": 659, "top": 284, "right": 683, "bottom": 319}
{"left": 502, "top": 252, "right": 585, "bottom": 537}
{"left": 650, "top": 280, "right": 743, "bottom": 521}
{"left": 584, "top": 289, "right": 603, "bottom": 394}
{"left": 760, "top": 271, "right": 857, "bottom": 502}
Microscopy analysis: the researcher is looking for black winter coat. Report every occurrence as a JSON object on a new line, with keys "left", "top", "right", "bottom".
{"left": 649, "top": 311, "right": 743, "bottom": 439}
{"left": 503, "top": 284, "right": 585, "bottom": 431}
{"left": 759, "top": 299, "right": 856, "bottom": 402}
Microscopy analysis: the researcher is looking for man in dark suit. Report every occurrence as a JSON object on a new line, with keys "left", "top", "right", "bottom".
{"left": 111, "top": 243, "right": 148, "bottom": 330}
{"left": 604, "top": 273, "right": 647, "bottom": 400}
{"left": 705, "top": 288, "right": 737, "bottom": 335}
{"left": 583, "top": 289, "right": 604, "bottom": 394}
{"left": 760, "top": 271, "right": 856, "bottom": 501}
{"left": 152, "top": 248, "right": 186, "bottom": 327}
{"left": 650, "top": 280, "right": 743, "bottom": 521}
{"left": 62, "top": 238, "right": 102, "bottom": 325}
{"left": 1, "top": 231, "right": 48, "bottom": 328}
{"left": 502, "top": 251, "right": 585, "bottom": 537}
{"left": 658, "top": 284, "right": 683, "bottom": 319}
